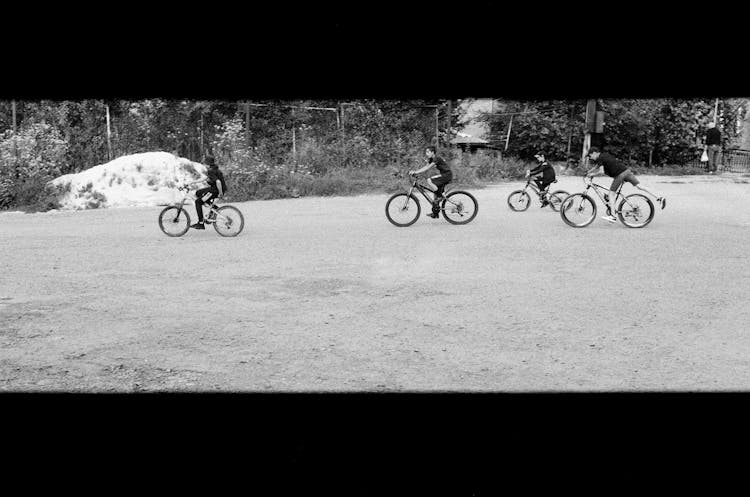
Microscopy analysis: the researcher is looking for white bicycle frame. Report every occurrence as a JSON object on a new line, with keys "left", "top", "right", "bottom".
{"left": 167, "top": 185, "right": 226, "bottom": 223}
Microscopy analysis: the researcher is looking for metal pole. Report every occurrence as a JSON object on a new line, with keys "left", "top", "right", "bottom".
{"left": 504, "top": 115, "right": 513, "bottom": 151}
{"left": 11, "top": 100, "right": 18, "bottom": 178}
{"left": 445, "top": 100, "right": 452, "bottom": 151}
{"left": 434, "top": 107, "right": 439, "bottom": 146}
{"left": 337, "top": 102, "right": 344, "bottom": 167}
{"left": 582, "top": 99, "right": 596, "bottom": 166}
{"left": 713, "top": 98, "right": 719, "bottom": 125}
{"left": 566, "top": 103, "right": 574, "bottom": 157}
{"left": 105, "top": 104, "right": 113, "bottom": 161}
{"left": 200, "top": 113, "right": 204, "bottom": 162}
{"left": 341, "top": 103, "right": 346, "bottom": 167}
{"left": 292, "top": 127, "right": 296, "bottom": 163}
{"left": 245, "top": 101, "right": 250, "bottom": 147}
{"left": 11, "top": 100, "right": 17, "bottom": 159}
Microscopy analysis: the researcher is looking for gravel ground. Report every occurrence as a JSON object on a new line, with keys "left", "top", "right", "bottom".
{"left": 2, "top": 173, "right": 750, "bottom": 392}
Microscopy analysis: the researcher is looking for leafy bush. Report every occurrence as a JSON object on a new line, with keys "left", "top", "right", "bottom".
{"left": 8, "top": 176, "right": 63, "bottom": 212}
{"left": 0, "top": 123, "right": 68, "bottom": 179}
{"left": 0, "top": 122, "right": 69, "bottom": 210}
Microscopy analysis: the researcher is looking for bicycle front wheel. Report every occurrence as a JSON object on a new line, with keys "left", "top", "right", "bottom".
{"left": 212, "top": 206, "right": 244, "bottom": 237}
{"left": 158, "top": 206, "right": 191, "bottom": 237}
{"left": 548, "top": 190, "right": 569, "bottom": 212}
{"left": 560, "top": 193, "right": 596, "bottom": 228}
{"left": 385, "top": 193, "right": 420, "bottom": 227}
{"left": 442, "top": 191, "right": 478, "bottom": 225}
{"left": 507, "top": 190, "right": 530, "bottom": 211}
{"left": 617, "top": 194, "right": 654, "bottom": 228}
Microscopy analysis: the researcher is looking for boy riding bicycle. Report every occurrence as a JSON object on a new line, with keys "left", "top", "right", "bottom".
{"left": 585, "top": 146, "right": 666, "bottom": 223}
{"left": 189, "top": 155, "right": 228, "bottom": 230}
{"left": 526, "top": 151, "right": 556, "bottom": 208}
{"left": 408, "top": 146, "right": 452, "bottom": 218}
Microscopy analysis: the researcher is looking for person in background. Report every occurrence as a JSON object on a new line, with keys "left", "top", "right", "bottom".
{"left": 705, "top": 122, "right": 722, "bottom": 174}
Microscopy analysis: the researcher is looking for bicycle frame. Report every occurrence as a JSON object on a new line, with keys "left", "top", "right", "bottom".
{"left": 521, "top": 177, "right": 557, "bottom": 197}
{"left": 166, "top": 185, "right": 225, "bottom": 222}
{"left": 405, "top": 176, "right": 457, "bottom": 208}
{"left": 580, "top": 178, "right": 625, "bottom": 214}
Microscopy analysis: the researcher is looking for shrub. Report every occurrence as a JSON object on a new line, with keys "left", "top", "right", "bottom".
{"left": 9, "top": 176, "right": 63, "bottom": 212}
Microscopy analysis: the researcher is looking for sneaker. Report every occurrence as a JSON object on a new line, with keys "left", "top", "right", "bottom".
{"left": 601, "top": 215, "right": 617, "bottom": 223}
{"left": 426, "top": 212, "right": 439, "bottom": 219}
{"left": 540, "top": 201, "right": 549, "bottom": 208}
{"left": 190, "top": 222, "right": 205, "bottom": 230}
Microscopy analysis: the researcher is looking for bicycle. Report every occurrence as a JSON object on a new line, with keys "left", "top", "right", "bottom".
{"left": 559, "top": 176, "right": 655, "bottom": 228}
{"left": 506, "top": 178, "right": 569, "bottom": 212}
{"left": 158, "top": 183, "right": 245, "bottom": 237}
{"left": 385, "top": 173, "right": 478, "bottom": 227}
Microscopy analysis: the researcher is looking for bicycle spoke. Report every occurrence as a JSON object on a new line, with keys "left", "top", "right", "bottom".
{"left": 158, "top": 206, "right": 190, "bottom": 237}
{"left": 618, "top": 194, "right": 654, "bottom": 228}
{"left": 443, "top": 191, "right": 478, "bottom": 225}
{"left": 386, "top": 193, "right": 420, "bottom": 227}
{"left": 560, "top": 194, "right": 595, "bottom": 228}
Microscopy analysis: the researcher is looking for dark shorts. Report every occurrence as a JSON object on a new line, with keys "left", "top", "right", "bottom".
{"left": 430, "top": 172, "right": 453, "bottom": 187}
{"left": 610, "top": 169, "right": 639, "bottom": 192}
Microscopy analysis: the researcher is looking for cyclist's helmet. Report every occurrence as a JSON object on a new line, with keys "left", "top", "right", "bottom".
{"left": 533, "top": 151, "right": 546, "bottom": 161}
{"left": 205, "top": 154, "right": 216, "bottom": 167}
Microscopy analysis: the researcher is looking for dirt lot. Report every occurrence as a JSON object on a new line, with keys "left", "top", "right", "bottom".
{"left": 2, "top": 174, "right": 750, "bottom": 392}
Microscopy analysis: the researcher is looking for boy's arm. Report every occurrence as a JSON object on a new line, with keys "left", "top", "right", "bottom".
{"left": 528, "top": 165, "right": 544, "bottom": 176}
{"left": 216, "top": 178, "right": 224, "bottom": 197}
{"left": 585, "top": 164, "right": 602, "bottom": 177}
{"left": 186, "top": 179, "right": 206, "bottom": 188}
{"left": 409, "top": 163, "right": 432, "bottom": 175}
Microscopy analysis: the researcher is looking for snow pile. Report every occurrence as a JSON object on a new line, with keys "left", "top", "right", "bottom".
{"left": 48, "top": 152, "right": 209, "bottom": 210}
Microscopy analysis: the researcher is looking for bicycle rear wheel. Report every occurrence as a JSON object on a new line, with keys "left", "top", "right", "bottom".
{"left": 548, "top": 190, "right": 569, "bottom": 212}
{"left": 212, "top": 206, "right": 244, "bottom": 237}
{"left": 560, "top": 193, "right": 596, "bottom": 228}
{"left": 507, "top": 190, "right": 530, "bottom": 211}
{"left": 158, "top": 206, "right": 190, "bottom": 237}
{"left": 442, "top": 191, "right": 478, "bottom": 225}
{"left": 617, "top": 194, "right": 654, "bottom": 228}
{"left": 385, "top": 193, "right": 420, "bottom": 227}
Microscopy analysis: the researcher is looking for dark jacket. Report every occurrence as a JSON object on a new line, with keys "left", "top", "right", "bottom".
{"left": 206, "top": 167, "right": 227, "bottom": 193}
{"left": 706, "top": 127, "right": 721, "bottom": 146}
{"left": 529, "top": 161, "right": 555, "bottom": 181}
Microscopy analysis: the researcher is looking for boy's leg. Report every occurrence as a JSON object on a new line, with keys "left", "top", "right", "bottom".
{"left": 426, "top": 177, "right": 437, "bottom": 193}
{"left": 430, "top": 174, "right": 451, "bottom": 216}
{"left": 193, "top": 188, "right": 214, "bottom": 223}
{"left": 533, "top": 178, "right": 544, "bottom": 194}
{"left": 625, "top": 173, "right": 666, "bottom": 209}
{"left": 194, "top": 198, "right": 205, "bottom": 223}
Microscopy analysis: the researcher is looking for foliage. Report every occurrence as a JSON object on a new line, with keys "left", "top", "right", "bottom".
{"left": 479, "top": 98, "right": 748, "bottom": 168}
{"left": 1, "top": 98, "right": 749, "bottom": 210}
{"left": 0, "top": 122, "right": 68, "bottom": 208}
